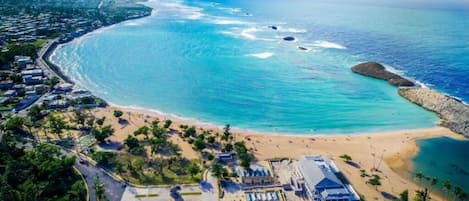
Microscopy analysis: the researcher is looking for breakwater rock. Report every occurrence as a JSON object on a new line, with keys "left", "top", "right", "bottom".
{"left": 351, "top": 62, "right": 415, "bottom": 87}
{"left": 399, "top": 88, "right": 469, "bottom": 136}
{"left": 351, "top": 61, "right": 469, "bottom": 137}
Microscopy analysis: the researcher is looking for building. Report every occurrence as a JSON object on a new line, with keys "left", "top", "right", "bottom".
{"left": 245, "top": 191, "right": 280, "bottom": 201}
{"left": 215, "top": 153, "right": 233, "bottom": 162}
{"left": 293, "top": 155, "right": 359, "bottom": 201}
{"left": 238, "top": 166, "right": 274, "bottom": 186}
{"left": 3, "top": 90, "right": 17, "bottom": 98}
{"left": 14, "top": 56, "right": 33, "bottom": 69}
{"left": 21, "top": 69, "right": 43, "bottom": 77}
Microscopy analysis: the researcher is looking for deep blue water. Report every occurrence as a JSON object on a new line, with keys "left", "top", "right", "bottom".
{"left": 412, "top": 137, "right": 469, "bottom": 195}
{"left": 50, "top": 0, "right": 469, "bottom": 133}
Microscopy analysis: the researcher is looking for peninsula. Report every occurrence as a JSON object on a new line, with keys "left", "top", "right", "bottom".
{"left": 352, "top": 62, "right": 469, "bottom": 137}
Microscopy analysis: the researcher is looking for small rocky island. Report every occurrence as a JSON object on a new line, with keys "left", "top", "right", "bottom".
{"left": 351, "top": 62, "right": 415, "bottom": 87}
{"left": 352, "top": 62, "right": 469, "bottom": 137}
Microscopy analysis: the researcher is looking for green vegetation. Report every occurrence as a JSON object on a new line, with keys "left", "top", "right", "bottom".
{"left": 0, "top": 134, "right": 86, "bottom": 201}
{"left": 0, "top": 43, "right": 37, "bottom": 66}
{"left": 339, "top": 154, "right": 352, "bottom": 161}
{"left": 368, "top": 174, "right": 381, "bottom": 190}
{"left": 135, "top": 193, "right": 159, "bottom": 198}
{"left": 180, "top": 192, "right": 202, "bottom": 196}
{"left": 113, "top": 110, "right": 123, "bottom": 119}
{"left": 413, "top": 172, "right": 468, "bottom": 201}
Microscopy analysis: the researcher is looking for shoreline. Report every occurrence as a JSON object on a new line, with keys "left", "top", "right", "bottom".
{"left": 89, "top": 106, "right": 463, "bottom": 201}
{"left": 38, "top": 3, "right": 468, "bottom": 200}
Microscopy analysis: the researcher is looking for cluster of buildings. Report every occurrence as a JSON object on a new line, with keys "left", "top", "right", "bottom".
{"left": 0, "top": 10, "right": 100, "bottom": 46}
{"left": 0, "top": 54, "right": 104, "bottom": 112}
{"left": 219, "top": 155, "right": 359, "bottom": 201}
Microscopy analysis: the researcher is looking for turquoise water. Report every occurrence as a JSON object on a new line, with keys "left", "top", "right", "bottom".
{"left": 49, "top": 0, "right": 469, "bottom": 134}
{"left": 412, "top": 137, "right": 469, "bottom": 194}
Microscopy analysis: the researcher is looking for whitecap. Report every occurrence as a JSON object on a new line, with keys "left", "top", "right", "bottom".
{"left": 210, "top": 19, "right": 248, "bottom": 25}
{"left": 248, "top": 52, "right": 274, "bottom": 59}
{"left": 313, "top": 40, "right": 347, "bottom": 49}
{"left": 279, "top": 27, "right": 307, "bottom": 33}
{"left": 241, "top": 27, "right": 259, "bottom": 40}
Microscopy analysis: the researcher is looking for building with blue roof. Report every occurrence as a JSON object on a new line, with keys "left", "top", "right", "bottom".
{"left": 293, "top": 155, "right": 360, "bottom": 201}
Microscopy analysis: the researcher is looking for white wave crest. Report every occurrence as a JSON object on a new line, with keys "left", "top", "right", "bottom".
{"left": 241, "top": 27, "right": 259, "bottom": 40}
{"left": 210, "top": 19, "right": 248, "bottom": 25}
{"left": 160, "top": 2, "right": 205, "bottom": 20}
{"left": 248, "top": 52, "right": 274, "bottom": 59}
{"left": 279, "top": 27, "right": 307, "bottom": 33}
{"left": 313, "top": 40, "right": 347, "bottom": 49}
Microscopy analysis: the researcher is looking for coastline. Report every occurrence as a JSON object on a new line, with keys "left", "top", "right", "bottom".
{"left": 38, "top": 4, "right": 468, "bottom": 200}
{"left": 89, "top": 106, "right": 462, "bottom": 201}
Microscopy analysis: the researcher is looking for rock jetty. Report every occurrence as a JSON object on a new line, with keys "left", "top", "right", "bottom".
{"left": 351, "top": 62, "right": 415, "bottom": 87}
{"left": 399, "top": 88, "right": 469, "bottom": 136}
{"left": 351, "top": 61, "right": 469, "bottom": 137}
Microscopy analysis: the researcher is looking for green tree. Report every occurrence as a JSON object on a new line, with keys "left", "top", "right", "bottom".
{"left": 47, "top": 113, "right": 68, "bottom": 138}
{"left": 3, "top": 116, "right": 27, "bottom": 134}
{"left": 399, "top": 189, "right": 408, "bottom": 201}
{"left": 193, "top": 138, "right": 206, "bottom": 151}
{"left": 339, "top": 154, "right": 352, "bottom": 162}
{"left": 221, "top": 124, "right": 231, "bottom": 141}
{"left": 96, "top": 116, "right": 106, "bottom": 127}
{"left": 94, "top": 174, "right": 106, "bottom": 201}
{"left": 211, "top": 163, "right": 225, "bottom": 179}
{"left": 27, "top": 104, "right": 43, "bottom": 123}
{"left": 368, "top": 174, "right": 381, "bottom": 190}
{"left": 188, "top": 163, "right": 201, "bottom": 179}
{"left": 224, "top": 143, "right": 233, "bottom": 152}
{"left": 92, "top": 125, "right": 114, "bottom": 143}
{"left": 443, "top": 180, "right": 452, "bottom": 201}
{"left": 163, "top": 119, "right": 172, "bottom": 129}
{"left": 73, "top": 109, "right": 87, "bottom": 129}
{"left": 207, "top": 136, "right": 216, "bottom": 144}
{"left": 113, "top": 110, "right": 123, "bottom": 119}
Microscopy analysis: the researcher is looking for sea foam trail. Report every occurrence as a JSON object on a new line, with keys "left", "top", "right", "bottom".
{"left": 313, "top": 40, "right": 347, "bottom": 49}
{"left": 248, "top": 52, "right": 274, "bottom": 59}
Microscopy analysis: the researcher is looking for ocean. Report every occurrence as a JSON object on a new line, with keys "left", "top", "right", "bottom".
{"left": 50, "top": 0, "right": 469, "bottom": 134}
{"left": 412, "top": 137, "right": 469, "bottom": 195}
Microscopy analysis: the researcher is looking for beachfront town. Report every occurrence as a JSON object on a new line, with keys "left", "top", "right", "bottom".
{"left": 0, "top": 0, "right": 368, "bottom": 198}
{"left": 0, "top": 1, "right": 467, "bottom": 201}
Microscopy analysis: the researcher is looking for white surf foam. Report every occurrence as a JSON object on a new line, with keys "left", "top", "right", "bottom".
{"left": 248, "top": 52, "right": 274, "bottom": 59}
{"left": 279, "top": 27, "right": 307, "bottom": 33}
{"left": 241, "top": 27, "right": 259, "bottom": 40}
{"left": 313, "top": 40, "right": 347, "bottom": 49}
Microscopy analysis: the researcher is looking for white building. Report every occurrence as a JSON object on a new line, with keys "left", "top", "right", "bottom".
{"left": 293, "top": 155, "right": 360, "bottom": 201}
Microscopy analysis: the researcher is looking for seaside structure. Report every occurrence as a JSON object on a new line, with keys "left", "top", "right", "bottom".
{"left": 292, "top": 155, "right": 359, "bottom": 201}
{"left": 238, "top": 166, "right": 274, "bottom": 186}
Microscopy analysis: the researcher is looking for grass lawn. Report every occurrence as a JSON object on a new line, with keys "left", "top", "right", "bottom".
{"left": 116, "top": 154, "right": 202, "bottom": 185}
{"left": 32, "top": 39, "right": 47, "bottom": 48}
{"left": 180, "top": 192, "right": 202, "bottom": 196}
{"left": 135, "top": 193, "right": 159, "bottom": 198}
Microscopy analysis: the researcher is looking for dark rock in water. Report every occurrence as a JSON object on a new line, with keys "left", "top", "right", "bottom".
{"left": 298, "top": 46, "right": 308, "bottom": 51}
{"left": 269, "top": 25, "right": 278, "bottom": 30}
{"left": 283, "top": 36, "right": 295, "bottom": 41}
{"left": 351, "top": 62, "right": 415, "bottom": 87}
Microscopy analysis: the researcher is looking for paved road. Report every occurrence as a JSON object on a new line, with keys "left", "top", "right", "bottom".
{"left": 74, "top": 160, "right": 125, "bottom": 201}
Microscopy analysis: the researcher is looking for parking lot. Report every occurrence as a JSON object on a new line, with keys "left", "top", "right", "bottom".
{"left": 270, "top": 160, "right": 307, "bottom": 201}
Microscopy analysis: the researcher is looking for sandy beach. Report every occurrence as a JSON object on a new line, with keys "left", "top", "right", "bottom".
{"left": 86, "top": 106, "right": 464, "bottom": 201}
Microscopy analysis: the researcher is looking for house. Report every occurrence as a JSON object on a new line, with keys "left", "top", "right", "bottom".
{"left": 293, "top": 155, "right": 360, "bottom": 201}
{"left": 0, "top": 80, "right": 14, "bottom": 90}
{"left": 23, "top": 75, "right": 43, "bottom": 85}
{"left": 215, "top": 153, "right": 233, "bottom": 162}
{"left": 14, "top": 56, "right": 33, "bottom": 69}
{"left": 53, "top": 83, "right": 73, "bottom": 94}
{"left": 3, "top": 90, "right": 17, "bottom": 98}
{"left": 238, "top": 166, "right": 274, "bottom": 186}
{"left": 21, "top": 69, "right": 43, "bottom": 77}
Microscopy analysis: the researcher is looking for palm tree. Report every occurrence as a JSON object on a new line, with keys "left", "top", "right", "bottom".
{"left": 443, "top": 180, "right": 452, "bottom": 201}
{"left": 453, "top": 187, "right": 462, "bottom": 201}
{"left": 94, "top": 174, "right": 106, "bottom": 201}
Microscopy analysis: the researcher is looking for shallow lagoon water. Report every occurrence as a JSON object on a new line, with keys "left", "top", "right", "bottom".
{"left": 50, "top": 0, "right": 469, "bottom": 134}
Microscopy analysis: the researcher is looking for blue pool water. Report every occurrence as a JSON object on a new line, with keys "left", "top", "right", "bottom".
{"left": 412, "top": 137, "right": 469, "bottom": 194}
{"left": 51, "top": 0, "right": 469, "bottom": 134}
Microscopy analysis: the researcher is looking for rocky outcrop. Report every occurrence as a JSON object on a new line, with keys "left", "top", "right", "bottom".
{"left": 351, "top": 62, "right": 415, "bottom": 87}
{"left": 283, "top": 36, "right": 295, "bottom": 41}
{"left": 398, "top": 88, "right": 469, "bottom": 136}
{"left": 351, "top": 61, "right": 469, "bottom": 136}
